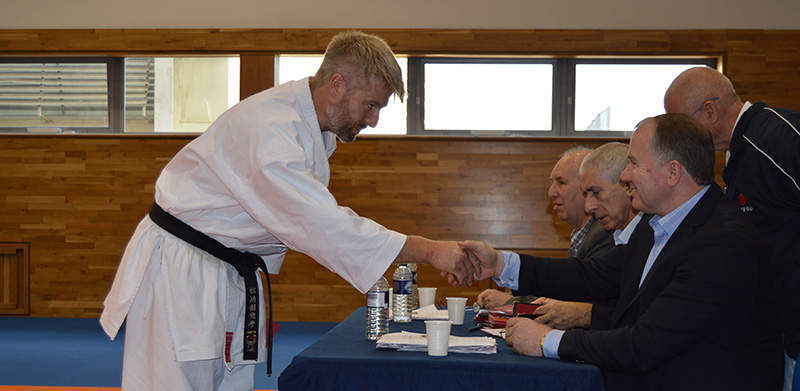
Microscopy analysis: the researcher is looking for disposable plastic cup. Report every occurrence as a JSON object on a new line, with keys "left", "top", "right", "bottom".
{"left": 446, "top": 297, "right": 468, "bottom": 325}
{"left": 418, "top": 287, "right": 437, "bottom": 308}
{"left": 425, "top": 320, "right": 451, "bottom": 356}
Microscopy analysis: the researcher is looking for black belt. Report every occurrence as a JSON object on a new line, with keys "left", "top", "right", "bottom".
{"left": 148, "top": 202, "right": 274, "bottom": 376}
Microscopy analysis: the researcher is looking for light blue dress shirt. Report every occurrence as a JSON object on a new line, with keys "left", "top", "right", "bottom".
{"left": 495, "top": 212, "right": 643, "bottom": 290}
{"left": 638, "top": 186, "right": 709, "bottom": 288}
{"left": 613, "top": 212, "right": 643, "bottom": 246}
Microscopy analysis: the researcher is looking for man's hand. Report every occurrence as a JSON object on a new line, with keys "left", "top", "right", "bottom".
{"left": 505, "top": 317, "right": 552, "bottom": 357}
{"left": 457, "top": 240, "right": 505, "bottom": 281}
{"left": 477, "top": 289, "right": 513, "bottom": 309}
{"left": 397, "top": 236, "right": 478, "bottom": 287}
{"left": 430, "top": 240, "right": 476, "bottom": 287}
{"left": 532, "top": 297, "right": 592, "bottom": 330}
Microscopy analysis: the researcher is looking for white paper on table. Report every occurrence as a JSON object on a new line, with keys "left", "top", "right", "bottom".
{"left": 480, "top": 327, "right": 505, "bottom": 339}
{"left": 411, "top": 304, "right": 448, "bottom": 320}
{"left": 376, "top": 331, "right": 497, "bottom": 354}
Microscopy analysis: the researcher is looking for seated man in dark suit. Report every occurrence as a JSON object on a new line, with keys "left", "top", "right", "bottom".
{"left": 460, "top": 113, "right": 784, "bottom": 391}
{"left": 521, "top": 142, "right": 642, "bottom": 330}
{"left": 479, "top": 146, "right": 613, "bottom": 309}
{"left": 479, "top": 143, "right": 640, "bottom": 331}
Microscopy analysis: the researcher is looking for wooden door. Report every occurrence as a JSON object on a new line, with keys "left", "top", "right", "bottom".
{"left": 0, "top": 243, "right": 29, "bottom": 315}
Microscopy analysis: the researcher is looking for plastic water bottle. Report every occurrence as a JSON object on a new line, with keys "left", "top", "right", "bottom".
{"left": 392, "top": 264, "right": 412, "bottom": 323}
{"left": 408, "top": 263, "right": 418, "bottom": 309}
{"left": 365, "top": 276, "right": 390, "bottom": 340}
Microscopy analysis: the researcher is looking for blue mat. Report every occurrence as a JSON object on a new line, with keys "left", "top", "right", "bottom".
{"left": 0, "top": 317, "right": 336, "bottom": 390}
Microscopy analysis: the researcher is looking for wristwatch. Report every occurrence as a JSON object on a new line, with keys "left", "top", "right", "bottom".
{"left": 539, "top": 333, "right": 546, "bottom": 356}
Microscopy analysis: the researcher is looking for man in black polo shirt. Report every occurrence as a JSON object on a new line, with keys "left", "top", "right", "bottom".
{"left": 665, "top": 66, "right": 800, "bottom": 389}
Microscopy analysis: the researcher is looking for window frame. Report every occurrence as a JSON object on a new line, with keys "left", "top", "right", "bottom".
{"left": 408, "top": 56, "right": 717, "bottom": 137}
{"left": 406, "top": 57, "right": 561, "bottom": 136}
{"left": 0, "top": 56, "right": 123, "bottom": 133}
{"left": 563, "top": 57, "right": 718, "bottom": 137}
{"left": 0, "top": 55, "right": 718, "bottom": 135}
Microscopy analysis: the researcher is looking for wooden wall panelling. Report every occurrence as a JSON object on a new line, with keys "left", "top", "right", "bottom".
{"left": 0, "top": 243, "right": 29, "bottom": 315}
{"left": 240, "top": 54, "right": 275, "bottom": 100}
{"left": 0, "top": 139, "right": 769, "bottom": 321}
{"left": 0, "top": 28, "right": 798, "bottom": 321}
{"left": 2, "top": 29, "right": 797, "bottom": 109}
{"left": 0, "top": 139, "right": 730, "bottom": 322}
{"left": 0, "top": 29, "right": 728, "bottom": 56}
{"left": 0, "top": 134, "right": 618, "bottom": 321}
{"left": 0, "top": 135, "right": 188, "bottom": 317}
{"left": 725, "top": 30, "right": 800, "bottom": 110}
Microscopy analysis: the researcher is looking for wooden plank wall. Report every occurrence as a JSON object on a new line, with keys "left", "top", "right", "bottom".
{"left": 0, "top": 134, "right": 605, "bottom": 320}
{"left": 0, "top": 243, "right": 29, "bottom": 314}
{"left": 0, "top": 28, "right": 798, "bottom": 321}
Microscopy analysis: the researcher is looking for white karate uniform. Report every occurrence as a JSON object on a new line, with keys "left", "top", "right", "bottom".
{"left": 100, "top": 78, "right": 406, "bottom": 390}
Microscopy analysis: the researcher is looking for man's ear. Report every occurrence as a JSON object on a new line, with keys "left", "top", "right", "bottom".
{"left": 703, "top": 101, "right": 720, "bottom": 124}
{"left": 666, "top": 160, "right": 682, "bottom": 188}
{"left": 329, "top": 73, "right": 347, "bottom": 103}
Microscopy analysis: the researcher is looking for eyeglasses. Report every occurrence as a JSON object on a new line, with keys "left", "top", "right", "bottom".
{"left": 691, "top": 96, "right": 720, "bottom": 116}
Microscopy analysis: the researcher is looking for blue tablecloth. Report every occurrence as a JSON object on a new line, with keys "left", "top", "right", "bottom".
{"left": 278, "top": 307, "right": 604, "bottom": 391}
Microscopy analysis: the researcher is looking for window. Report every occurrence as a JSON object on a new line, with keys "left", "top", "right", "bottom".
{"left": 568, "top": 59, "right": 715, "bottom": 136}
{"left": 409, "top": 58, "right": 555, "bottom": 135}
{"left": 276, "top": 55, "right": 715, "bottom": 137}
{"left": 0, "top": 55, "right": 715, "bottom": 135}
{"left": 136, "top": 57, "right": 240, "bottom": 133}
{"left": 0, "top": 58, "right": 115, "bottom": 132}
{"left": 0, "top": 56, "right": 240, "bottom": 133}
{"left": 124, "top": 58, "right": 155, "bottom": 132}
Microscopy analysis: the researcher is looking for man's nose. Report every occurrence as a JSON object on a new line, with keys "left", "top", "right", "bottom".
{"left": 585, "top": 198, "right": 597, "bottom": 214}
{"left": 547, "top": 183, "right": 557, "bottom": 199}
{"left": 620, "top": 164, "right": 632, "bottom": 183}
{"left": 365, "top": 108, "right": 380, "bottom": 128}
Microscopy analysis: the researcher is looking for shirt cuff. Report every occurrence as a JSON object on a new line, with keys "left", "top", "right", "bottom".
{"left": 542, "top": 329, "right": 564, "bottom": 359}
{"left": 493, "top": 250, "right": 520, "bottom": 290}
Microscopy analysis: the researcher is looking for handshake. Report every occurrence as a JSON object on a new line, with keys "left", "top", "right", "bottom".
{"left": 401, "top": 236, "right": 506, "bottom": 288}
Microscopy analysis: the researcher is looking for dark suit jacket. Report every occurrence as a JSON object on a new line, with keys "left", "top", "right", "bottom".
{"left": 518, "top": 184, "right": 783, "bottom": 391}
{"left": 516, "top": 217, "right": 616, "bottom": 327}
{"left": 576, "top": 217, "right": 614, "bottom": 260}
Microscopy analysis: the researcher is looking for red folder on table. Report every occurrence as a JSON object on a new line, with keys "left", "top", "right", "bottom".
{"left": 474, "top": 303, "right": 540, "bottom": 328}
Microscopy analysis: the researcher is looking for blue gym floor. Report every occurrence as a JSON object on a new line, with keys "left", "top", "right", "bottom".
{"left": 0, "top": 317, "right": 336, "bottom": 390}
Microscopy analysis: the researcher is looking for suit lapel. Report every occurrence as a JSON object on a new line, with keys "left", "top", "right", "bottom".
{"left": 612, "top": 216, "right": 654, "bottom": 322}
{"left": 614, "top": 184, "right": 723, "bottom": 322}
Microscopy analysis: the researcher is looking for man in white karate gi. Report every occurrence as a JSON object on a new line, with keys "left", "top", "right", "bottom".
{"left": 100, "top": 30, "right": 478, "bottom": 391}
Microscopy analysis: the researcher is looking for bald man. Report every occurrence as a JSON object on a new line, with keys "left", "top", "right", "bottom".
{"left": 666, "top": 66, "right": 800, "bottom": 388}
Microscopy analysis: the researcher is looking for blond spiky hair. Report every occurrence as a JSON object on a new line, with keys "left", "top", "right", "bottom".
{"left": 311, "top": 31, "right": 405, "bottom": 102}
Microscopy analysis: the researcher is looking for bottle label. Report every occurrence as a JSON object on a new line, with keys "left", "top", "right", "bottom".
{"left": 367, "top": 290, "right": 388, "bottom": 308}
{"left": 393, "top": 280, "right": 411, "bottom": 295}
{"left": 411, "top": 271, "right": 418, "bottom": 284}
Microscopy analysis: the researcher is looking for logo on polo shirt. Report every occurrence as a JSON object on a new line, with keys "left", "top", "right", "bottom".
{"left": 738, "top": 193, "right": 754, "bottom": 212}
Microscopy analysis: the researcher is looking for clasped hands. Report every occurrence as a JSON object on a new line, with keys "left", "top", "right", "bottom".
{"left": 432, "top": 239, "right": 505, "bottom": 288}
{"left": 459, "top": 240, "right": 569, "bottom": 357}
{"left": 431, "top": 240, "right": 552, "bottom": 357}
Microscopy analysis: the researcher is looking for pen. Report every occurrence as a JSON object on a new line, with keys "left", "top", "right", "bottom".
{"left": 468, "top": 322, "right": 490, "bottom": 331}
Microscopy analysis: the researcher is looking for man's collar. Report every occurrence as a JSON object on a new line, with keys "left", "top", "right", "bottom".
{"left": 614, "top": 212, "right": 643, "bottom": 246}
{"left": 570, "top": 216, "right": 595, "bottom": 240}
{"left": 649, "top": 185, "right": 711, "bottom": 236}
{"left": 728, "top": 101, "right": 753, "bottom": 145}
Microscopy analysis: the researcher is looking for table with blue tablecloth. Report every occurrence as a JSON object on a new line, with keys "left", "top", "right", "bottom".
{"left": 278, "top": 307, "right": 604, "bottom": 391}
